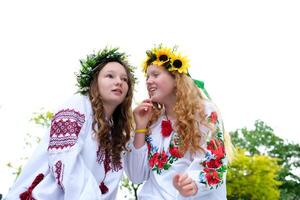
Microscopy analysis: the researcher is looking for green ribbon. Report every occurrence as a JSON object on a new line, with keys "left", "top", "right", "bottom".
{"left": 193, "top": 79, "right": 211, "bottom": 100}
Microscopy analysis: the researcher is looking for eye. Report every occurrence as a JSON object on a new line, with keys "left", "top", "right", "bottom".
{"left": 153, "top": 73, "right": 159, "bottom": 78}
{"left": 106, "top": 74, "right": 113, "bottom": 78}
{"left": 122, "top": 77, "right": 128, "bottom": 82}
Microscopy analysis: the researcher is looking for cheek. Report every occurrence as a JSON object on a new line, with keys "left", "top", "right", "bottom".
{"left": 123, "top": 83, "right": 129, "bottom": 95}
{"left": 158, "top": 77, "right": 175, "bottom": 93}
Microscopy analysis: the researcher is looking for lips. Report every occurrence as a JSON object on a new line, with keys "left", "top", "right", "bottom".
{"left": 148, "top": 87, "right": 156, "bottom": 96}
{"left": 112, "top": 88, "right": 123, "bottom": 95}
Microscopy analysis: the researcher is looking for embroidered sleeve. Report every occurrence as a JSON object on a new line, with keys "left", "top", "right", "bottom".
{"left": 47, "top": 95, "right": 102, "bottom": 199}
{"left": 124, "top": 138, "right": 150, "bottom": 184}
{"left": 48, "top": 108, "right": 86, "bottom": 190}
{"left": 199, "top": 110, "right": 227, "bottom": 189}
{"left": 48, "top": 109, "right": 85, "bottom": 151}
{"left": 199, "top": 106, "right": 227, "bottom": 189}
{"left": 185, "top": 102, "right": 228, "bottom": 198}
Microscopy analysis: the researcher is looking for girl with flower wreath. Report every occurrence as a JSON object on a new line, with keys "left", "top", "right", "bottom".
{"left": 6, "top": 47, "right": 135, "bottom": 200}
{"left": 125, "top": 45, "right": 233, "bottom": 199}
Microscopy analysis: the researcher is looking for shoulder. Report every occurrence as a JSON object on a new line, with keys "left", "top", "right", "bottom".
{"left": 48, "top": 94, "right": 92, "bottom": 152}
{"left": 54, "top": 94, "right": 91, "bottom": 115}
{"left": 50, "top": 94, "right": 93, "bottom": 127}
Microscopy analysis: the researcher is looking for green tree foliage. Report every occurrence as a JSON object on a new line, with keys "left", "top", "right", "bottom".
{"left": 231, "top": 120, "right": 300, "bottom": 200}
{"left": 227, "top": 149, "right": 281, "bottom": 200}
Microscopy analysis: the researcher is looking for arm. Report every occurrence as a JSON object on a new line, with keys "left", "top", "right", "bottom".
{"left": 175, "top": 102, "right": 228, "bottom": 198}
{"left": 124, "top": 99, "right": 153, "bottom": 183}
{"left": 47, "top": 95, "right": 102, "bottom": 199}
{"left": 124, "top": 140, "right": 150, "bottom": 184}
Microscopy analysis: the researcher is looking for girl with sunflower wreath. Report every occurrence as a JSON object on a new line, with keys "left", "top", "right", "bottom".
{"left": 126, "top": 44, "right": 233, "bottom": 199}
{"left": 6, "top": 47, "right": 136, "bottom": 200}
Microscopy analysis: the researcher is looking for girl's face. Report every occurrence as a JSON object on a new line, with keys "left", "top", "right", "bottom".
{"left": 146, "top": 65, "right": 176, "bottom": 104}
{"left": 97, "top": 62, "right": 129, "bottom": 107}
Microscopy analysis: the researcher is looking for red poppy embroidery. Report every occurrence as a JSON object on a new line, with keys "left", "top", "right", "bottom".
{"left": 146, "top": 133, "right": 183, "bottom": 174}
{"left": 48, "top": 109, "right": 85, "bottom": 151}
{"left": 204, "top": 168, "right": 220, "bottom": 185}
{"left": 169, "top": 146, "right": 183, "bottom": 158}
{"left": 207, "top": 139, "right": 225, "bottom": 159}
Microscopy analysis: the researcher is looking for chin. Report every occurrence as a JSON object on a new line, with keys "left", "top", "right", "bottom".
{"left": 151, "top": 97, "right": 163, "bottom": 104}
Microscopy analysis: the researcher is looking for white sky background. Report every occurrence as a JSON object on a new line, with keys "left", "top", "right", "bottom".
{"left": 0, "top": 0, "right": 300, "bottom": 196}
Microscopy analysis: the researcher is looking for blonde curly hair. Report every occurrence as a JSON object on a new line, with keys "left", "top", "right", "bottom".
{"left": 149, "top": 73, "right": 210, "bottom": 155}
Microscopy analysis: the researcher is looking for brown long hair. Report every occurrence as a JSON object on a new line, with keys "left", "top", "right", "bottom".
{"left": 88, "top": 60, "right": 134, "bottom": 166}
{"left": 148, "top": 73, "right": 209, "bottom": 155}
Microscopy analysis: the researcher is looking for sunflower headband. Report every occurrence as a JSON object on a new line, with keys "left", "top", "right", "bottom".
{"left": 76, "top": 47, "right": 136, "bottom": 94}
{"left": 143, "top": 45, "right": 212, "bottom": 100}
{"left": 143, "top": 45, "right": 190, "bottom": 74}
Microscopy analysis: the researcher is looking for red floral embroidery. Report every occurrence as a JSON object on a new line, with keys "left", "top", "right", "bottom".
{"left": 205, "top": 158, "right": 223, "bottom": 168}
{"left": 48, "top": 109, "right": 85, "bottom": 151}
{"left": 161, "top": 119, "right": 173, "bottom": 137}
{"left": 149, "top": 152, "right": 159, "bottom": 168}
{"left": 209, "top": 112, "right": 218, "bottom": 124}
{"left": 146, "top": 133, "right": 183, "bottom": 174}
{"left": 169, "top": 146, "right": 183, "bottom": 158}
{"left": 157, "top": 150, "right": 168, "bottom": 168}
{"left": 204, "top": 168, "right": 220, "bottom": 185}
{"left": 207, "top": 139, "right": 225, "bottom": 159}
{"left": 20, "top": 173, "right": 44, "bottom": 200}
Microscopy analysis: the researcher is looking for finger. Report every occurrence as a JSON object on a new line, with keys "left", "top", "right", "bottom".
{"left": 178, "top": 173, "right": 188, "bottom": 183}
{"left": 173, "top": 174, "right": 180, "bottom": 183}
{"left": 173, "top": 174, "right": 181, "bottom": 186}
{"left": 136, "top": 103, "right": 152, "bottom": 112}
{"left": 182, "top": 183, "right": 194, "bottom": 192}
{"left": 183, "top": 189, "right": 195, "bottom": 197}
{"left": 180, "top": 177, "right": 193, "bottom": 187}
{"left": 142, "top": 99, "right": 152, "bottom": 103}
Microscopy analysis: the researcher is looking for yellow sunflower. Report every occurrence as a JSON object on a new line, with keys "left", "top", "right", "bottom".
{"left": 152, "top": 47, "right": 173, "bottom": 67}
{"left": 169, "top": 53, "right": 190, "bottom": 74}
{"left": 142, "top": 56, "right": 150, "bottom": 72}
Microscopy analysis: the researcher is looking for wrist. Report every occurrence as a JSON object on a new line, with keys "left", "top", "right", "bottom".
{"left": 134, "top": 128, "right": 148, "bottom": 134}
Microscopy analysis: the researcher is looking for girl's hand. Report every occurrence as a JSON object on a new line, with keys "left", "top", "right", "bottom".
{"left": 173, "top": 173, "right": 198, "bottom": 197}
{"left": 133, "top": 99, "right": 153, "bottom": 129}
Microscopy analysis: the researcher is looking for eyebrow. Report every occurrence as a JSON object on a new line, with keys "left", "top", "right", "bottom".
{"left": 105, "top": 70, "right": 127, "bottom": 77}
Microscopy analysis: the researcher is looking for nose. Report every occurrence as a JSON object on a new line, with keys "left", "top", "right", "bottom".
{"left": 146, "top": 76, "right": 153, "bottom": 85}
{"left": 115, "top": 76, "right": 123, "bottom": 86}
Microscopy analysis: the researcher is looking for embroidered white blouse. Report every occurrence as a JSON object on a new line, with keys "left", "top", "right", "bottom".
{"left": 125, "top": 101, "right": 228, "bottom": 200}
{"left": 6, "top": 94, "right": 124, "bottom": 200}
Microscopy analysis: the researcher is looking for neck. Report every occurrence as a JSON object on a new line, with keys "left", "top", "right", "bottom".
{"left": 164, "top": 103, "right": 176, "bottom": 121}
{"left": 103, "top": 104, "right": 117, "bottom": 119}
{"left": 163, "top": 93, "right": 177, "bottom": 119}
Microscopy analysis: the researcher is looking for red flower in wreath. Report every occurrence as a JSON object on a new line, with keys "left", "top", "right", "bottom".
{"left": 161, "top": 119, "right": 173, "bottom": 137}
{"left": 204, "top": 168, "right": 220, "bottom": 185}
